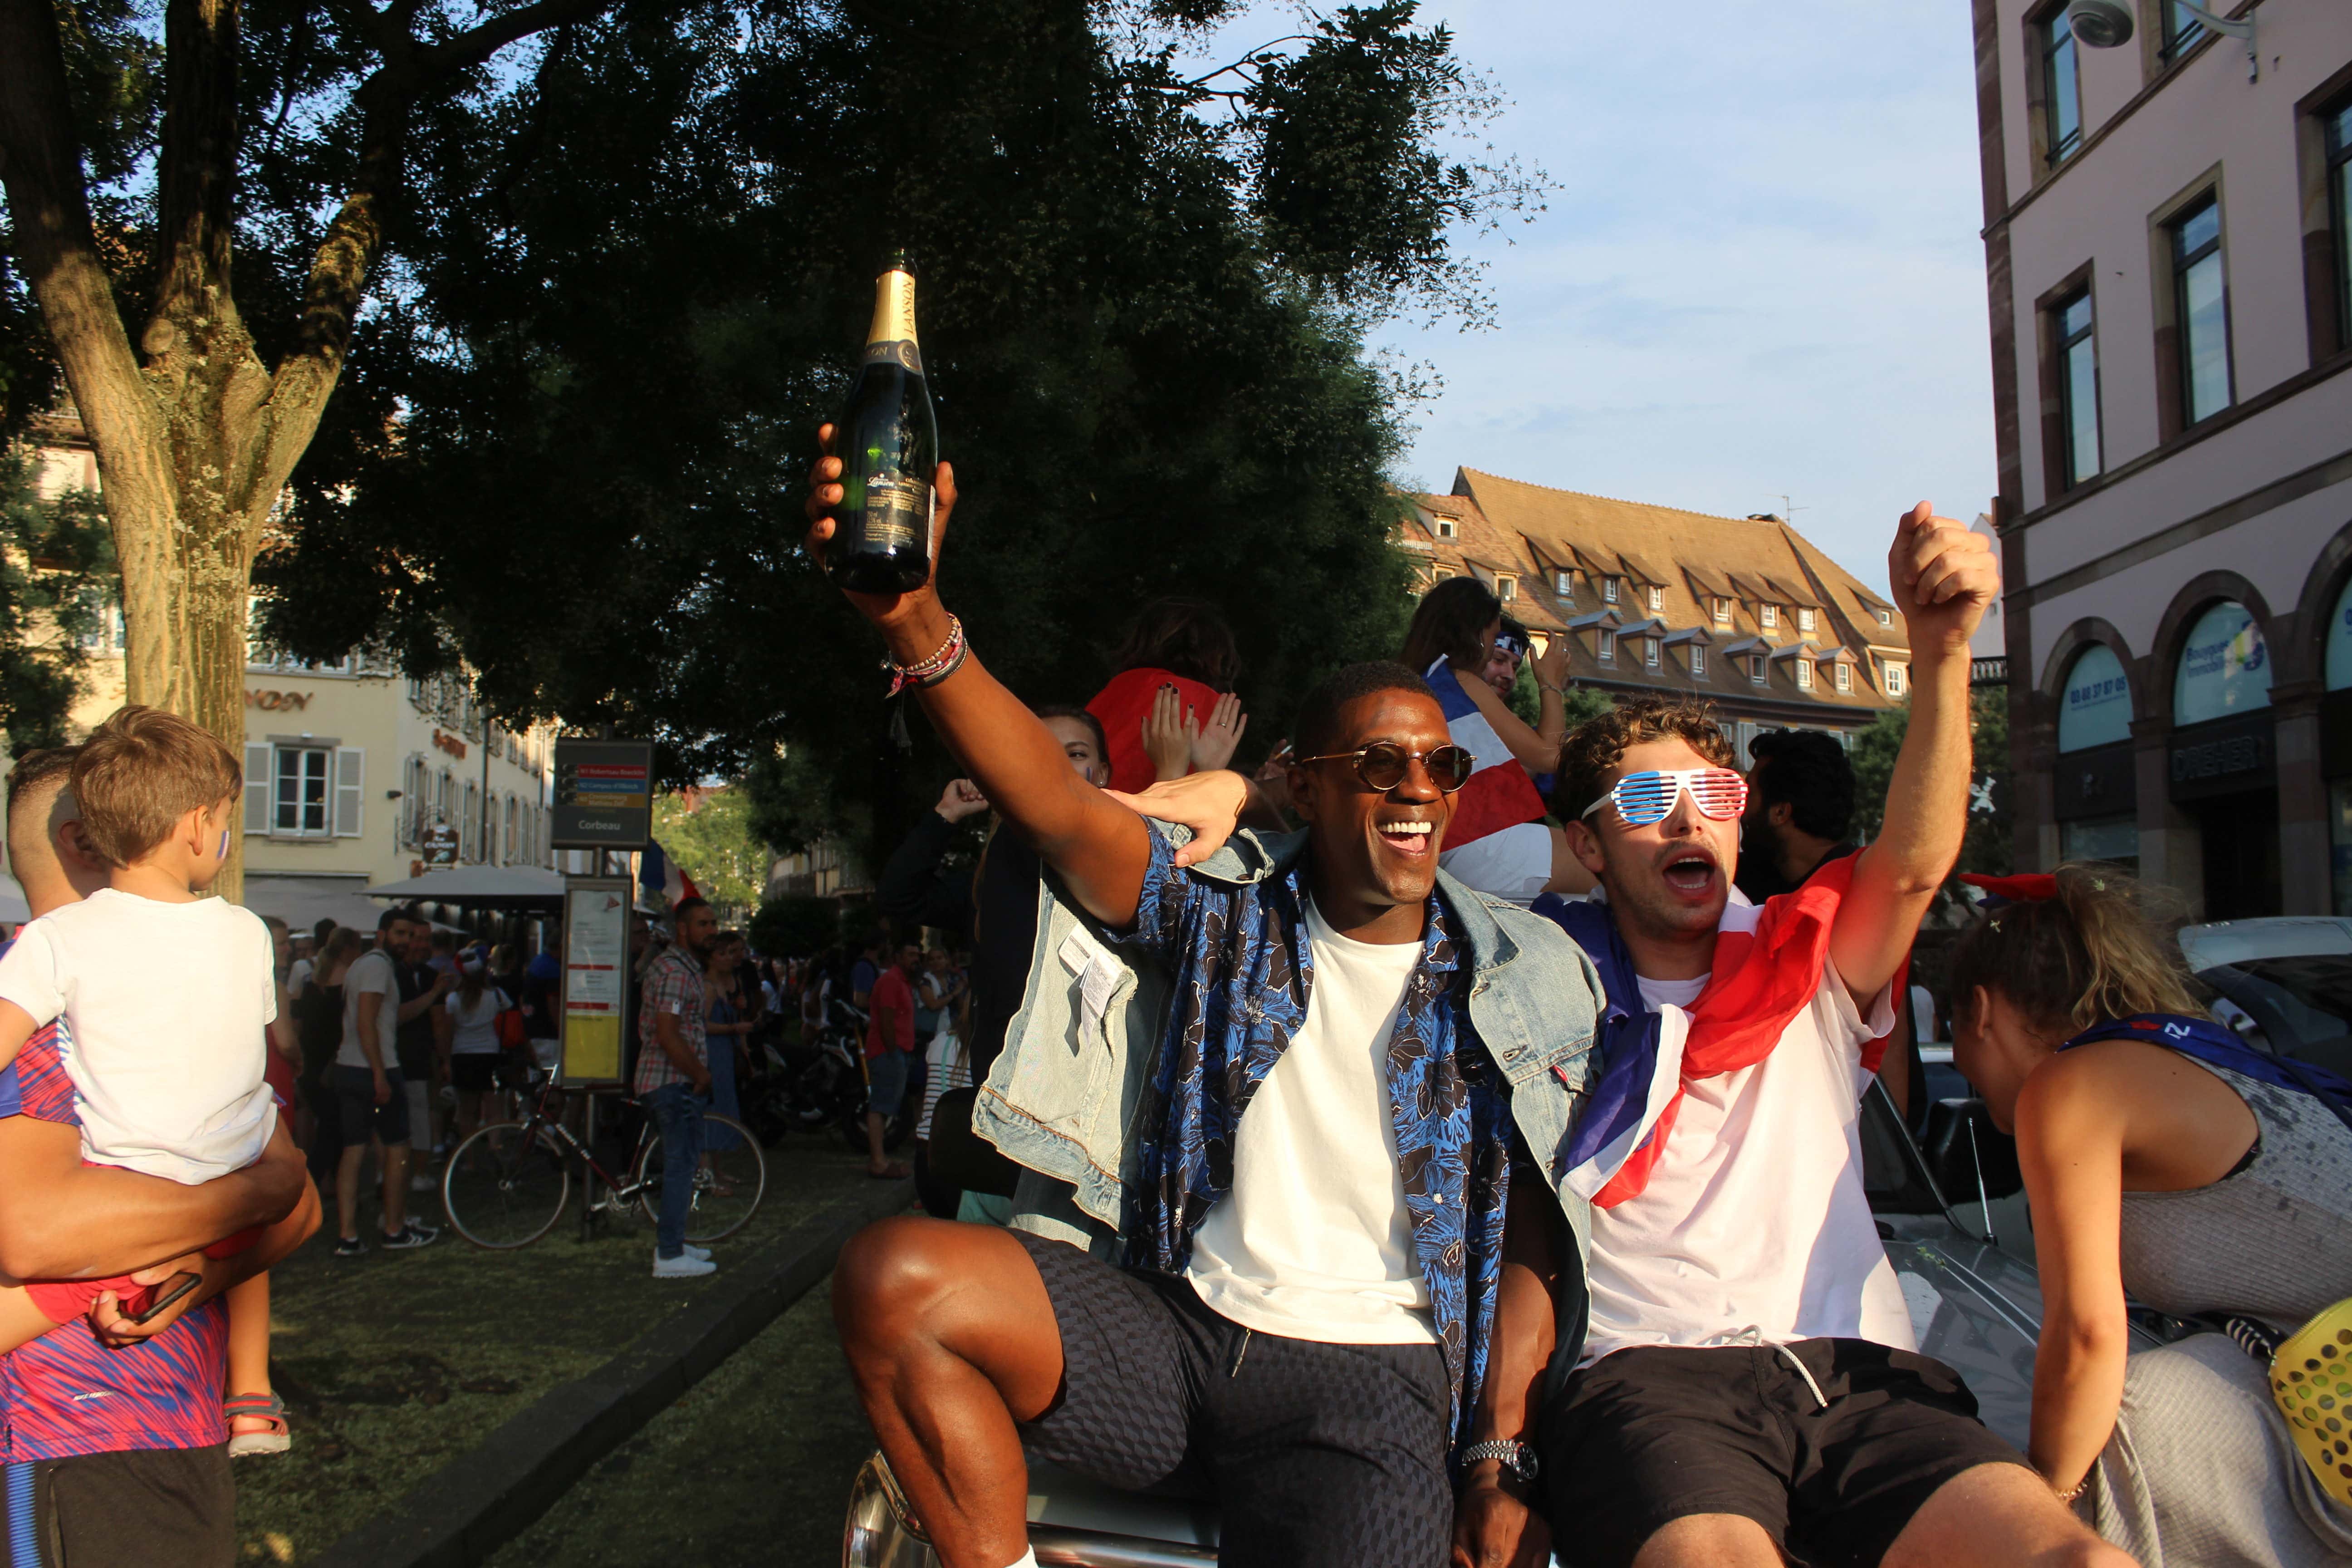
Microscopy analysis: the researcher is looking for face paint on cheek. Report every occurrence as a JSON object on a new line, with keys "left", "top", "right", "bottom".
{"left": 219, "top": 829, "right": 230, "bottom": 860}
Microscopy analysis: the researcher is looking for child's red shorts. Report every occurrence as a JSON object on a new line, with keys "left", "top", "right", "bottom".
{"left": 23, "top": 1225, "right": 259, "bottom": 1324}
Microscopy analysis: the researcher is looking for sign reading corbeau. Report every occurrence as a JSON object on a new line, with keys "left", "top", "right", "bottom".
{"left": 422, "top": 822, "right": 461, "bottom": 867}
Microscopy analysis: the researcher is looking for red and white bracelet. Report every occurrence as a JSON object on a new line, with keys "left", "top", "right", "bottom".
{"left": 883, "top": 613, "right": 968, "bottom": 698}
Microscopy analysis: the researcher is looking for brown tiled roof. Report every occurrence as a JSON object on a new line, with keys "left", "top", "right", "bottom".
{"left": 1388, "top": 469, "right": 1916, "bottom": 728}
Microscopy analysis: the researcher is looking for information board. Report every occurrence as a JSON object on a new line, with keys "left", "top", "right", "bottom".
{"left": 560, "top": 878, "right": 633, "bottom": 1084}
{"left": 551, "top": 739, "right": 654, "bottom": 849}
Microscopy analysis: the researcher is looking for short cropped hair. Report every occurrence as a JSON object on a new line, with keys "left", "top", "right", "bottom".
{"left": 6, "top": 747, "right": 81, "bottom": 856}
{"left": 1292, "top": 662, "right": 1439, "bottom": 759}
{"left": 1552, "top": 695, "right": 1738, "bottom": 822}
{"left": 70, "top": 706, "right": 242, "bottom": 867}
{"left": 378, "top": 903, "right": 421, "bottom": 934}
{"left": 673, "top": 896, "right": 712, "bottom": 922}
{"left": 1748, "top": 729, "right": 1856, "bottom": 842}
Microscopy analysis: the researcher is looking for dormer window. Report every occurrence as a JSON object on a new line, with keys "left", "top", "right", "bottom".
{"left": 1646, "top": 585, "right": 1663, "bottom": 613}
{"left": 1554, "top": 570, "right": 1573, "bottom": 596}
{"left": 1690, "top": 645, "right": 1706, "bottom": 678}
{"left": 1750, "top": 656, "right": 1766, "bottom": 686}
{"left": 1885, "top": 661, "right": 1907, "bottom": 697}
{"left": 1430, "top": 566, "right": 1454, "bottom": 581}
{"left": 1597, "top": 629, "right": 1616, "bottom": 662}
{"left": 1834, "top": 662, "right": 1852, "bottom": 693}
{"left": 1875, "top": 607, "right": 1892, "bottom": 627}
{"left": 1761, "top": 604, "right": 1778, "bottom": 629}
{"left": 1713, "top": 597, "right": 1731, "bottom": 627}
{"left": 1797, "top": 660, "right": 1815, "bottom": 691}
{"left": 1495, "top": 574, "right": 1517, "bottom": 602}
{"left": 1602, "top": 578, "right": 1619, "bottom": 604}
{"left": 1644, "top": 637, "right": 1660, "bottom": 667}
{"left": 1435, "top": 518, "right": 1456, "bottom": 539}
{"left": 1797, "top": 607, "right": 1815, "bottom": 633}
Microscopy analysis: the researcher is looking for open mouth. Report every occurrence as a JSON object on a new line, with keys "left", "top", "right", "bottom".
{"left": 1377, "top": 818, "right": 1436, "bottom": 858}
{"left": 1660, "top": 848, "right": 1718, "bottom": 896}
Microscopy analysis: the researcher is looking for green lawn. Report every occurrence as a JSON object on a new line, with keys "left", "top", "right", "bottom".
{"left": 233, "top": 1129, "right": 882, "bottom": 1564}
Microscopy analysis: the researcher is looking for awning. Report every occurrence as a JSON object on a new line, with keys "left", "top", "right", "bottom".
{"left": 364, "top": 866, "right": 569, "bottom": 910}
{"left": 240, "top": 875, "right": 386, "bottom": 933}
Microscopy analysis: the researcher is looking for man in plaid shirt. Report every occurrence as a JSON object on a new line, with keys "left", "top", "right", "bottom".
{"left": 637, "top": 897, "right": 718, "bottom": 1279}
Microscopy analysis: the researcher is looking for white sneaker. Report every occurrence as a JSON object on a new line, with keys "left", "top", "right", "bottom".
{"left": 683, "top": 1244, "right": 712, "bottom": 1261}
{"left": 652, "top": 1250, "right": 716, "bottom": 1279}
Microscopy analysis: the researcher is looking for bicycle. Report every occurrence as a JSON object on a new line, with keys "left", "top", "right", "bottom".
{"left": 440, "top": 1077, "right": 767, "bottom": 1250}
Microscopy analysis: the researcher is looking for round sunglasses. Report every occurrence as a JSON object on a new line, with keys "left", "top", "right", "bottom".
{"left": 1292, "top": 742, "right": 1478, "bottom": 794}
{"left": 1580, "top": 767, "right": 1748, "bottom": 826}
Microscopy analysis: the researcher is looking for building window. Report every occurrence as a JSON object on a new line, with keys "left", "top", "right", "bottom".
{"left": 1554, "top": 569, "right": 1573, "bottom": 596}
{"left": 274, "top": 748, "right": 331, "bottom": 837}
{"left": 1495, "top": 574, "right": 1518, "bottom": 602}
{"left": 2042, "top": 8, "right": 2082, "bottom": 167}
{"left": 254, "top": 744, "right": 362, "bottom": 838}
{"left": 2159, "top": 0, "right": 2207, "bottom": 63}
{"left": 2327, "top": 96, "right": 2352, "bottom": 354}
{"left": 1602, "top": 577, "right": 1618, "bottom": 604}
{"left": 1797, "top": 660, "right": 1815, "bottom": 691}
{"left": 1834, "top": 662, "right": 1852, "bottom": 693}
{"left": 1597, "top": 629, "right": 1615, "bottom": 663}
{"left": 2171, "top": 196, "right": 2230, "bottom": 425}
{"left": 463, "top": 782, "right": 480, "bottom": 861}
{"left": 1644, "top": 637, "right": 1660, "bottom": 668}
{"left": 2053, "top": 287, "right": 2101, "bottom": 486}
{"left": 504, "top": 795, "right": 518, "bottom": 863}
{"left": 1749, "top": 656, "right": 1766, "bottom": 686}
{"left": 1646, "top": 585, "right": 1663, "bottom": 613}
{"left": 1885, "top": 661, "right": 1908, "bottom": 697}
{"left": 1430, "top": 566, "right": 1454, "bottom": 582}
{"left": 1797, "top": 607, "right": 1816, "bottom": 633}
{"left": 1713, "top": 597, "right": 1731, "bottom": 627}
{"left": 1690, "top": 645, "right": 1706, "bottom": 678}
{"left": 1875, "top": 607, "right": 1893, "bottom": 627}
{"left": 1760, "top": 603, "right": 1778, "bottom": 629}
{"left": 1434, "top": 518, "right": 1455, "bottom": 538}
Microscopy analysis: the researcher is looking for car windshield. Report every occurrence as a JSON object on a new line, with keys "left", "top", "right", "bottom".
{"left": 2198, "top": 955, "right": 2352, "bottom": 1065}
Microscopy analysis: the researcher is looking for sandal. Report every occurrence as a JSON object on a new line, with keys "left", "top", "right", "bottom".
{"left": 224, "top": 1392, "right": 291, "bottom": 1457}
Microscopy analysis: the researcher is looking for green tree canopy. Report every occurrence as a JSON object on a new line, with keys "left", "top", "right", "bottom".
{"left": 241, "top": 0, "right": 1543, "bottom": 864}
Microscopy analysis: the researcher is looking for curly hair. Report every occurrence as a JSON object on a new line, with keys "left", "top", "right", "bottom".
{"left": 1551, "top": 695, "right": 1737, "bottom": 822}
{"left": 1946, "top": 864, "right": 2204, "bottom": 1035}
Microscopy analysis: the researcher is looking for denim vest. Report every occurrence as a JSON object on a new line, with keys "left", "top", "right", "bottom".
{"left": 971, "top": 823, "right": 1604, "bottom": 1372}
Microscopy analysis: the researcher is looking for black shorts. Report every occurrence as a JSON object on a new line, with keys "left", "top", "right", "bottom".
{"left": 1538, "top": 1338, "right": 2029, "bottom": 1568}
{"left": 332, "top": 1064, "right": 412, "bottom": 1144}
{"left": 1013, "top": 1230, "right": 1451, "bottom": 1568}
{"left": 449, "top": 1054, "right": 500, "bottom": 1092}
{"left": 0, "top": 1444, "right": 235, "bottom": 1567}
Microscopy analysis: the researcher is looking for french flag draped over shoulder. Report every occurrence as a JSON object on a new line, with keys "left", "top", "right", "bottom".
{"left": 1425, "top": 657, "right": 1548, "bottom": 848}
{"left": 640, "top": 842, "right": 701, "bottom": 906}
{"left": 1533, "top": 856, "right": 1866, "bottom": 1208}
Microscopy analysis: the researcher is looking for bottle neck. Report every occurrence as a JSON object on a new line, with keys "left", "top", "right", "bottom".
{"left": 866, "top": 270, "right": 918, "bottom": 348}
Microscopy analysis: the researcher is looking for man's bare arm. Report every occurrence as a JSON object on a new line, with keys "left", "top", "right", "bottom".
{"left": 1833, "top": 506, "right": 1998, "bottom": 1000}
{"left": 88, "top": 1175, "right": 324, "bottom": 1347}
{"left": 0, "top": 1115, "right": 308, "bottom": 1283}
{"left": 804, "top": 433, "right": 1152, "bottom": 927}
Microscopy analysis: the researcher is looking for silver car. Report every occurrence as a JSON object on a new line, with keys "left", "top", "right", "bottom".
{"left": 843, "top": 1083, "right": 2171, "bottom": 1567}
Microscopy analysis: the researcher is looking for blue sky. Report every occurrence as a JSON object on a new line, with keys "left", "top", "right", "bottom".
{"left": 1192, "top": 1, "right": 1997, "bottom": 591}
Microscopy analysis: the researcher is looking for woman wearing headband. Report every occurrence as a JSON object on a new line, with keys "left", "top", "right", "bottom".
{"left": 1947, "top": 866, "right": 2352, "bottom": 1564}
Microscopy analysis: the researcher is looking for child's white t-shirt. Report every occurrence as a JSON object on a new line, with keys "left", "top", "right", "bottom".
{"left": 0, "top": 889, "right": 279, "bottom": 1182}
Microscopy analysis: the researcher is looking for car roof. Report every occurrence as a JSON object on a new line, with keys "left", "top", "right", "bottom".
{"left": 2179, "top": 917, "right": 2352, "bottom": 971}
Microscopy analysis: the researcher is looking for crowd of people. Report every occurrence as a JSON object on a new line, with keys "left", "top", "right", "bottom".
{"left": 799, "top": 431, "right": 2352, "bottom": 1568}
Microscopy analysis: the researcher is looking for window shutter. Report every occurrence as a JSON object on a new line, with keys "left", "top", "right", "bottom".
{"left": 244, "top": 744, "right": 272, "bottom": 834}
{"left": 334, "top": 748, "right": 365, "bottom": 837}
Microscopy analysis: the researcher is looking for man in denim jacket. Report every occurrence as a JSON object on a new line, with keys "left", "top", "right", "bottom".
{"left": 810, "top": 439, "right": 1602, "bottom": 1568}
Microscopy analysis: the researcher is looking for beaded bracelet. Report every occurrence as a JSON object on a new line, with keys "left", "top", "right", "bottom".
{"left": 883, "top": 613, "right": 966, "bottom": 698}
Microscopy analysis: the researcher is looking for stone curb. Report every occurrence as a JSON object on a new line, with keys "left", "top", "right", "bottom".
{"left": 313, "top": 1176, "right": 914, "bottom": 1568}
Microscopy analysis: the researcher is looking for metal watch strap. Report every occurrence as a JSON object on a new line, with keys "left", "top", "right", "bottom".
{"left": 1460, "top": 1439, "right": 1539, "bottom": 1481}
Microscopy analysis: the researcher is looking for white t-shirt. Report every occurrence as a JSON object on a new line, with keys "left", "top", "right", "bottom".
{"left": 338, "top": 948, "right": 403, "bottom": 1071}
{"left": 1186, "top": 900, "right": 1437, "bottom": 1345}
{"left": 288, "top": 957, "right": 314, "bottom": 998}
{"left": 1580, "top": 960, "right": 1912, "bottom": 1366}
{"left": 445, "top": 987, "right": 506, "bottom": 1054}
{"left": 0, "top": 889, "right": 279, "bottom": 1183}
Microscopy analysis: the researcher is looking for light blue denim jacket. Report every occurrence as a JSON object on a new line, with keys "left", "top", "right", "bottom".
{"left": 972, "top": 823, "right": 1605, "bottom": 1372}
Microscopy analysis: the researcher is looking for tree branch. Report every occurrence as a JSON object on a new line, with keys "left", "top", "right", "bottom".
{"left": 418, "top": 0, "right": 626, "bottom": 79}
{"left": 152, "top": 0, "right": 247, "bottom": 335}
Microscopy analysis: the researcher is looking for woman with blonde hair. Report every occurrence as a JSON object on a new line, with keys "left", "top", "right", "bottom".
{"left": 1949, "top": 866, "right": 2352, "bottom": 1564}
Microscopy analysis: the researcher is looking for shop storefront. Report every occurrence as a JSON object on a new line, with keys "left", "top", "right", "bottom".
{"left": 2169, "top": 601, "right": 2278, "bottom": 921}
{"left": 2054, "top": 643, "right": 2137, "bottom": 870}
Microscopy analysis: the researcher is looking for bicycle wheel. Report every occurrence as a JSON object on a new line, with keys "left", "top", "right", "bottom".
{"left": 635, "top": 1114, "right": 766, "bottom": 1241}
{"left": 443, "top": 1122, "right": 571, "bottom": 1248}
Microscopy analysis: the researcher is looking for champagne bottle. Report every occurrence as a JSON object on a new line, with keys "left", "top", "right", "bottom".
{"left": 824, "top": 254, "right": 937, "bottom": 594}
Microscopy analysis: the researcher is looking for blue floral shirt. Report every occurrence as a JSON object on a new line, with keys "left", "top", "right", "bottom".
{"left": 1112, "top": 826, "right": 1515, "bottom": 1459}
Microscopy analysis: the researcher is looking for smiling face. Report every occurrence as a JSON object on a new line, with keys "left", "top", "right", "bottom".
{"left": 1288, "top": 687, "right": 1455, "bottom": 939}
{"left": 1567, "top": 736, "right": 1741, "bottom": 950}
{"left": 1042, "top": 714, "right": 1107, "bottom": 786}
{"left": 1479, "top": 644, "right": 1521, "bottom": 698}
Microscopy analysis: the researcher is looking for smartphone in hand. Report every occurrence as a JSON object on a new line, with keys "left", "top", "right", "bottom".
{"left": 121, "top": 1271, "right": 202, "bottom": 1325}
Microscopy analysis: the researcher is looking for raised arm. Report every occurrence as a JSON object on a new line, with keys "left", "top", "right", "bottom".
{"left": 1830, "top": 505, "right": 1998, "bottom": 1000}
{"left": 804, "top": 428, "right": 1152, "bottom": 927}
{"left": 1449, "top": 656, "right": 1562, "bottom": 776}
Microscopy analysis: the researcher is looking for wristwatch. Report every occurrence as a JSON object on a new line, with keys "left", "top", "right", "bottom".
{"left": 1460, "top": 1439, "right": 1540, "bottom": 1485}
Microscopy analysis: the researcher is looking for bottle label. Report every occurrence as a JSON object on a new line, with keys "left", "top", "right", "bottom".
{"left": 866, "top": 269, "right": 920, "bottom": 350}
{"left": 862, "top": 339, "right": 924, "bottom": 374}
{"left": 862, "top": 474, "right": 931, "bottom": 550}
